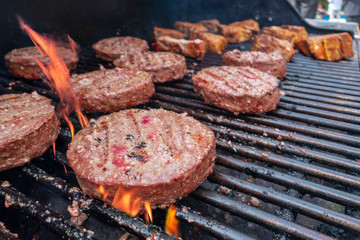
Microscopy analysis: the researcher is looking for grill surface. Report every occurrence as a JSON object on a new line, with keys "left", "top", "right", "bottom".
{"left": 0, "top": 36, "right": 360, "bottom": 240}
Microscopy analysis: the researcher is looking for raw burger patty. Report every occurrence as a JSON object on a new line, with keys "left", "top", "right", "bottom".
{"left": 192, "top": 66, "right": 280, "bottom": 114}
{"left": 70, "top": 68, "right": 155, "bottom": 113}
{"left": 4, "top": 46, "right": 78, "bottom": 80}
{"left": 222, "top": 50, "right": 287, "bottom": 79}
{"left": 0, "top": 92, "right": 59, "bottom": 171}
{"left": 113, "top": 51, "right": 187, "bottom": 83}
{"left": 92, "top": 36, "right": 149, "bottom": 61}
{"left": 67, "top": 108, "right": 216, "bottom": 208}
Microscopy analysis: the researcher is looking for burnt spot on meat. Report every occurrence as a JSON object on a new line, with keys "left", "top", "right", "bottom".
{"left": 125, "top": 167, "right": 133, "bottom": 175}
{"left": 126, "top": 152, "right": 144, "bottom": 162}
{"left": 187, "top": 132, "right": 191, "bottom": 134}
{"left": 96, "top": 138, "right": 102, "bottom": 143}
{"left": 134, "top": 141, "right": 146, "bottom": 149}
{"left": 125, "top": 134, "right": 135, "bottom": 141}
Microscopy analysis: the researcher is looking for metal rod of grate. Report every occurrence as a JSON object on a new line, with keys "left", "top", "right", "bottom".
{"left": 22, "top": 164, "right": 253, "bottom": 240}
{"left": 0, "top": 183, "right": 96, "bottom": 240}
{"left": 21, "top": 165, "right": 177, "bottom": 240}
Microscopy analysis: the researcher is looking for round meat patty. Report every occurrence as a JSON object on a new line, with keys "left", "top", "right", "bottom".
{"left": 70, "top": 68, "right": 154, "bottom": 113}
{"left": 67, "top": 108, "right": 216, "bottom": 209}
{"left": 4, "top": 46, "right": 78, "bottom": 80}
{"left": 222, "top": 50, "right": 287, "bottom": 79}
{"left": 92, "top": 37, "right": 149, "bottom": 61}
{"left": 0, "top": 92, "right": 59, "bottom": 171}
{"left": 192, "top": 66, "right": 280, "bottom": 115}
{"left": 113, "top": 51, "right": 187, "bottom": 83}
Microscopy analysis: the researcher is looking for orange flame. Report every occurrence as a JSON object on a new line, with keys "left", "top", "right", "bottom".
{"left": 96, "top": 185, "right": 110, "bottom": 200}
{"left": 112, "top": 187, "right": 141, "bottom": 217}
{"left": 61, "top": 161, "right": 68, "bottom": 174}
{"left": 165, "top": 204, "right": 180, "bottom": 237}
{"left": 52, "top": 141, "right": 56, "bottom": 156}
{"left": 63, "top": 115, "right": 75, "bottom": 138}
{"left": 144, "top": 202, "right": 153, "bottom": 223}
{"left": 18, "top": 17, "right": 88, "bottom": 132}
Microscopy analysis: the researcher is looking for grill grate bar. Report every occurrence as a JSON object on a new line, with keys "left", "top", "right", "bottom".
{"left": 280, "top": 96, "right": 360, "bottom": 116}
{"left": 215, "top": 153, "right": 360, "bottom": 207}
{"left": 283, "top": 86, "right": 360, "bottom": 102}
{"left": 208, "top": 124, "right": 360, "bottom": 172}
{"left": 174, "top": 206, "right": 255, "bottom": 240}
{"left": 192, "top": 187, "right": 336, "bottom": 240}
{"left": 286, "top": 68, "right": 360, "bottom": 82}
{"left": 0, "top": 183, "right": 96, "bottom": 240}
{"left": 291, "top": 55, "right": 360, "bottom": 68}
{"left": 151, "top": 95, "right": 360, "bottom": 157}
{"left": 277, "top": 102, "right": 360, "bottom": 125}
{"left": 21, "top": 165, "right": 176, "bottom": 240}
{"left": 267, "top": 109, "right": 360, "bottom": 134}
{"left": 216, "top": 140, "right": 360, "bottom": 189}
{"left": 284, "top": 81, "right": 360, "bottom": 96}
{"left": 283, "top": 76, "right": 360, "bottom": 91}
{"left": 209, "top": 169, "right": 360, "bottom": 234}
{"left": 284, "top": 91, "right": 360, "bottom": 109}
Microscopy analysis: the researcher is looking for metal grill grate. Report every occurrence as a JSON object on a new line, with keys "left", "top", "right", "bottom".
{"left": 1, "top": 38, "right": 360, "bottom": 240}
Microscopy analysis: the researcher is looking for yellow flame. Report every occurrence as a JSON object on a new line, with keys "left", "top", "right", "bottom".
{"left": 18, "top": 17, "right": 88, "bottom": 134}
{"left": 165, "top": 204, "right": 180, "bottom": 237}
{"left": 144, "top": 202, "right": 153, "bottom": 223}
{"left": 112, "top": 187, "right": 141, "bottom": 217}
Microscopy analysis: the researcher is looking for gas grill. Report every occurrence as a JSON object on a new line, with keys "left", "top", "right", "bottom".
{"left": 1, "top": 0, "right": 360, "bottom": 239}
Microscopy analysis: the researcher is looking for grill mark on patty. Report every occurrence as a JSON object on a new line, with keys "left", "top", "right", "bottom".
{"left": 0, "top": 103, "right": 52, "bottom": 122}
{"left": 199, "top": 67, "right": 239, "bottom": 92}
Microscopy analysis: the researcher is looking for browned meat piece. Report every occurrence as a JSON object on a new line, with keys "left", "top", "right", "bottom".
{"left": 4, "top": 46, "right": 78, "bottom": 80}
{"left": 152, "top": 36, "right": 206, "bottom": 60}
{"left": 0, "top": 92, "right": 59, "bottom": 171}
{"left": 338, "top": 32, "right": 354, "bottom": 59}
{"left": 70, "top": 68, "right": 154, "bottom": 113}
{"left": 294, "top": 39, "right": 312, "bottom": 56}
{"left": 92, "top": 37, "right": 149, "bottom": 61}
{"left": 192, "top": 66, "right": 280, "bottom": 115}
{"left": 174, "top": 21, "right": 208, "bottom": 38}
{"left": 219, "top": 24, "right": 253, "bottom": 43}
{"left": 113, "top": 51, "right": 186, "bottom": 82}
{"left": 262, "top": 26, "right": 297, "bottom": 43}
{"left": 152, "top": 27, "right": 184, "bottom": 42}
{"left": 189, "top": 31, "right": 228, "bottom": 54}
{"left": 67, "top": 108, "right": 216, "bottom": 209}
{"left": 197, "top": 19, "right": 221, "bottom": 33}
{"left": 222, "top": 50, "right": 286, "bottom": 79}
{"left": 229, "top": 19, "right": 260, "bottom": 35}
{"left": 298, "top": 32, "right": 354, "bottom": 61}
{"left": 281, "top": 25, "right": 308, "bottom": 42}
{"left": 252, "top": 34, "right": 297, "bottom": 62}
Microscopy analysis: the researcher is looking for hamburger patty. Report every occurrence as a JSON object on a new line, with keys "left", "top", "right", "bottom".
{"left": 0, "top": 92, "right": 59, "bottom": 171}
{"left": 4, "top": 46, "right": 78, "bottom": 80}
{"left": 113, "top": 52, "right": 187, "bottom": 83}
{"left": 67, "top": 108, "right": 216, "bottom": 208}
{"left": 192, "top": 66, "right": 280, "bottom": 114}
{"left": 92, "top": 37, "right": 149, "bottom": 61}
{"left": 70, "top": 68, "right": 155, "bottom": 113}
{"left": 222, "top": 50, "right": 287, "bottom": 79}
